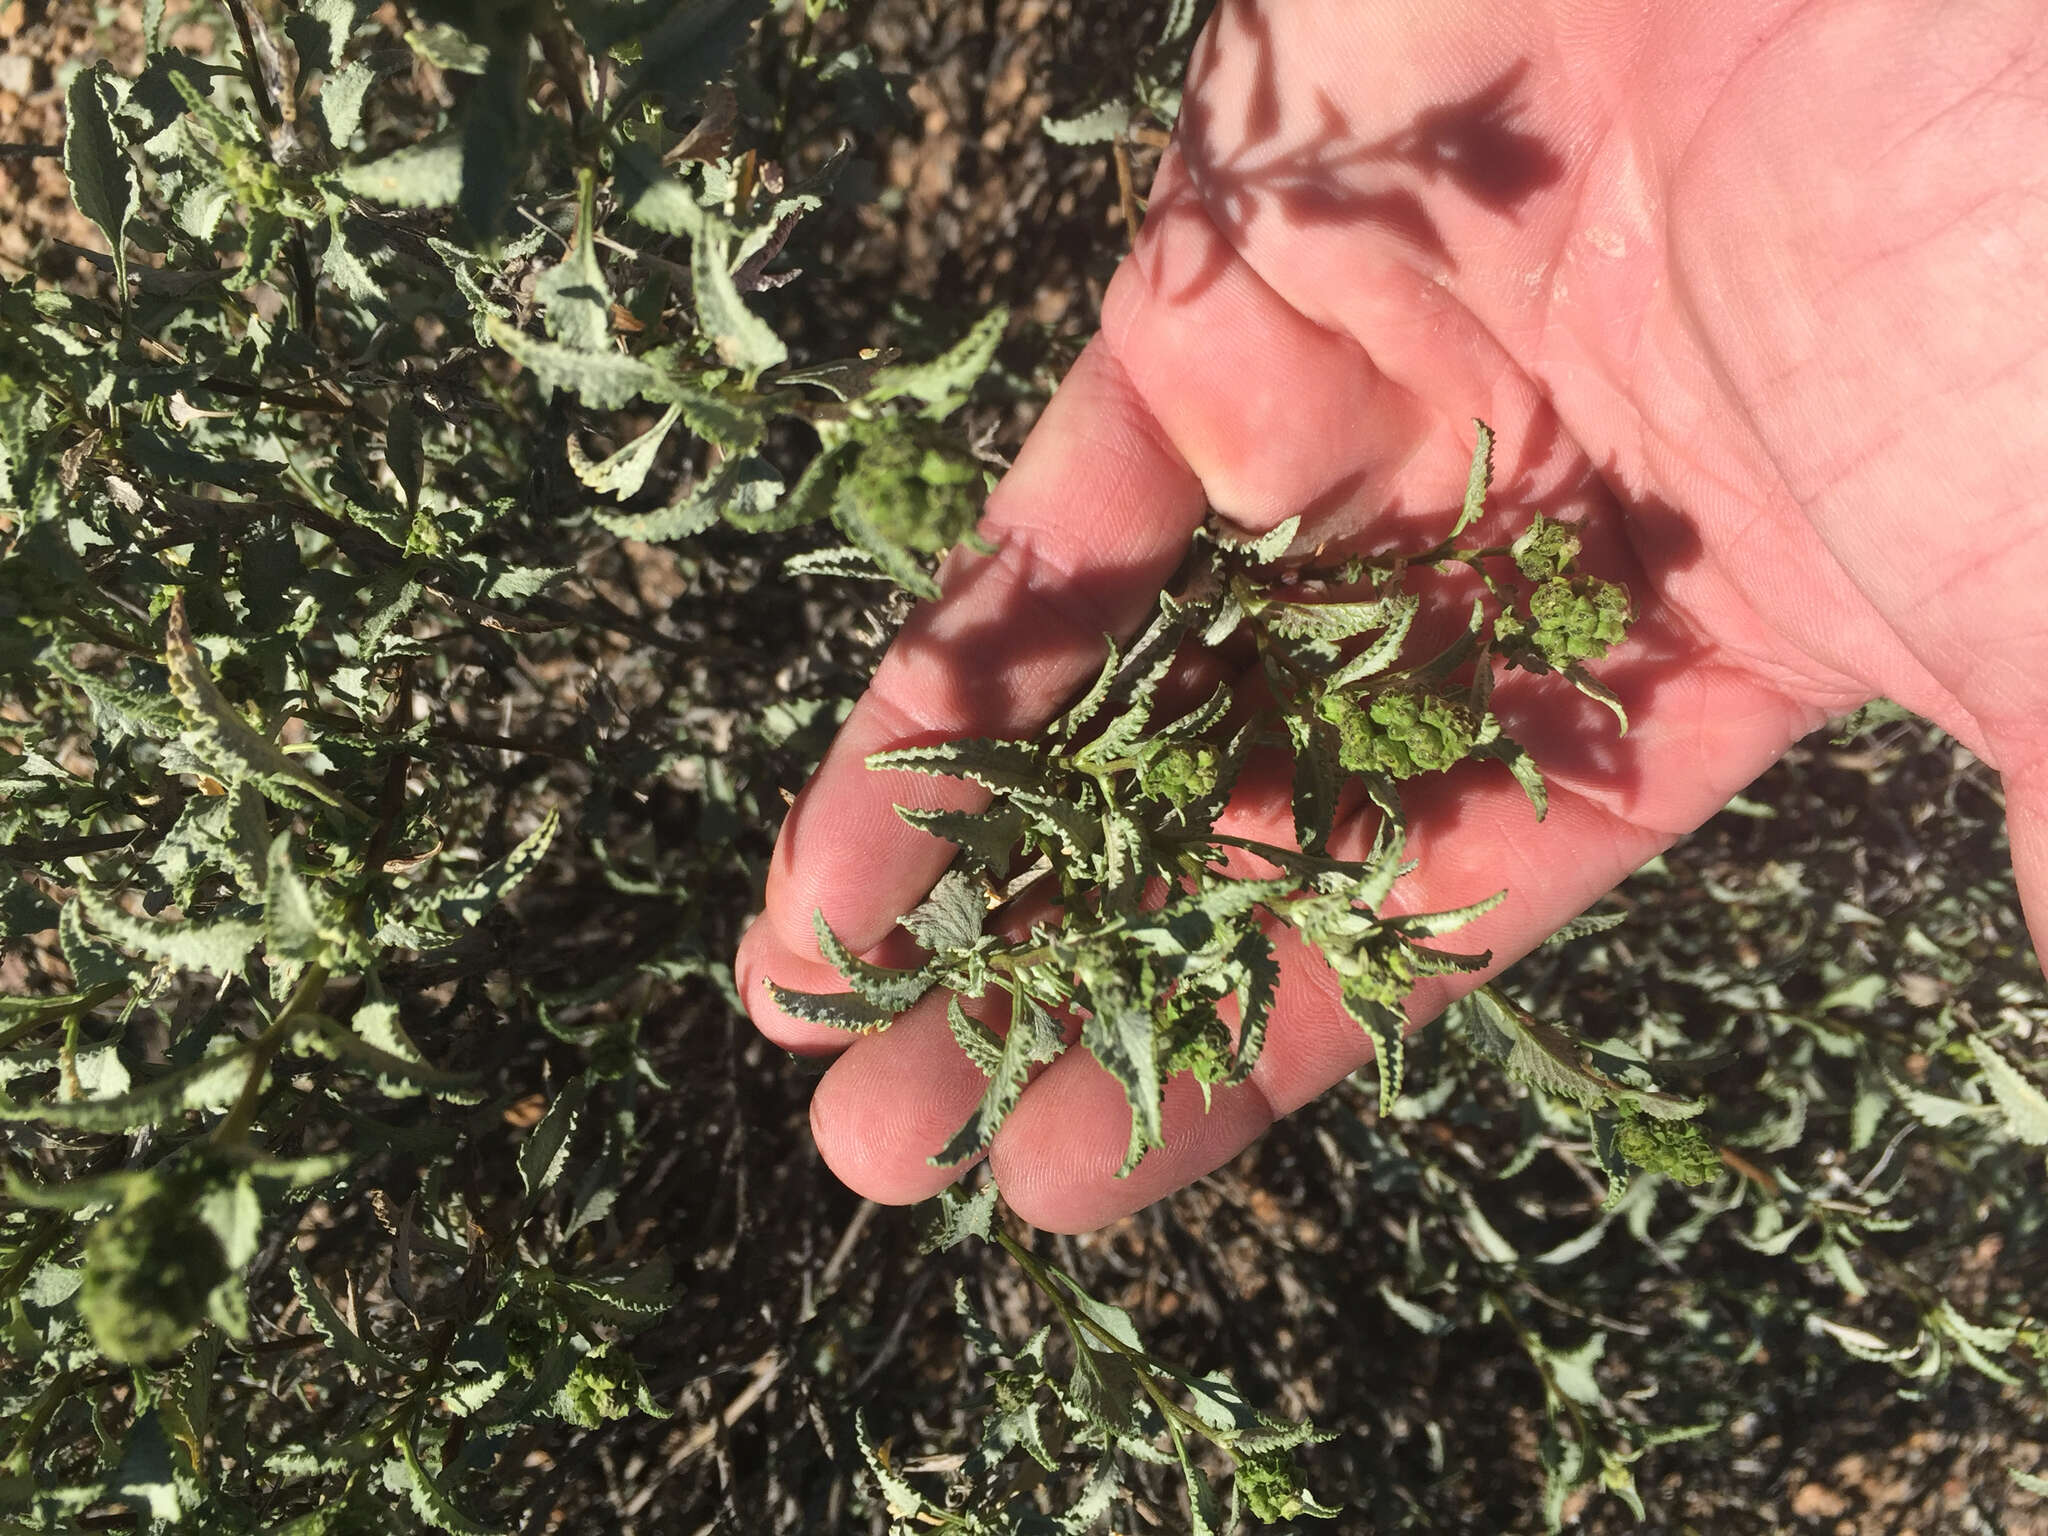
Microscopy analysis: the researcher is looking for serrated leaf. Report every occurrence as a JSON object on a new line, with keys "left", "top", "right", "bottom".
{"left": 537, "top": 172, "right": 611, "bottom": 351}
{"left": 692, "top": 218, "right": 786, "bottom": 379}
{"left": 1339, "top": 984, "right": 1407, "bottom": 1116}
{"left": 165, "top": 593, "right": 359, "bottom": 816}
{"left": 933, "top": 992, "right": 1064, "bottom": 1166}
{"left": 431, "top": 808, "right": 559, "bottom": 932}
{"left": 321, "top": 58, "right": 374, "bottom": 145}
{"left": 855, "top": 1410, "right": 930, "bottom": 1519}
{"left": 762, "top": 982, "right": 895, "bottom": 1032}
{"left": 0, "top": 1046, "right": 248, "bottom": 1129}
{"left": 916, "top": 1180, "right": 998, "bottom": 1253}
{"left": 1563, "top": 661, "right": 1628, "bottom": 732}
{"left": 1450, "top": 419, "right": 1494, "bottom": 538}
{"left": 1543, "top": 910, "right": 1627, "bottom": 947}
{"left": 1969, "top": 1037, "right": 2048, "bottom": 1146}
{"left": 1378, "top": 1281, "right": 1451, "bottom": 1336}
{"left": 1042, "top": 99, "right": 1132, "bottom": 145}
{"left": 726, "top": 439, "right": 847, "bottom": 532}
{"left": 1267, "top": 598, "right": 1395, "bottom": 643}
{"left": 899, "top": 869, "right": 989, "bottom": 954}
{"left": 868, "top": 737, "right": 1046, "bottom": 793}
{"left": 569, "top": 403, "right": 683, "bottom": 500}
{"left": 866, "top": 308, "right": 1007, "bottom": 413}
{"left": 488, "top": 319, "right": 664, "bottom": 409}
{"left": 1076, "top": 973, "right": 1161, "bottom": 1176}
{"left": 397, "top": 1428, "right": 496, "bottom": 1536}
{"left": 338, "top": 139, "right": 464, "bottom": 207}
{"left": 520, "top": 1077, "right": 588, "bottom": 1199}
{"left": 1289, "top": 714, "right": 1342, "bottom": 856}
{"left": 77, "top": 886, "right": 262, "bottom": 977}
{"left": 1239, "top": 515, "right": 1301, "bottom": 566}
{"left": 894, "top": 804, "right": 1027, "bottom": 872}
{"left": 812, "top": 909, "right": 932, "bottom": 1011}
{"left": 1327, "top": 591, "right": 1419, "bottom": 688}
{"left": 65, "top": 65, "right": 136, "bottom": 294}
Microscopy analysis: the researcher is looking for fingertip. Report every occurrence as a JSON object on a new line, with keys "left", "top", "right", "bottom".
{"left": 989, "top": 1060, "right": 1272, "bottom": 1234}
{"left": 733, "top": 921, "right": 863, "bottom": 1057}
{"left": 808, "top": 993, "right": 995, "bottom": 1205}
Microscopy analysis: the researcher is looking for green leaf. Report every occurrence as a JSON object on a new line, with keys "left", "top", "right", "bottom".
{"left": 164, "top": 594, "right": 360, "bottom": 816}
{"left": 855, "top": 1410, "right": 930, "bottom": 1520}
{"left": 0, "top": 1045, "right": 248, "bottom": 1129}
{"left": 1339, "top": 984, "right": 1406, "bottom": 1116}
{"left": 568, "top": 404, "right": 684, "bottom": 500}
{"left": 762, "top": 982, "right": 895, "bottom": 1032}
{"left": 489, "top": 320, "right": 666, "bottom": 409}
{"left": 1450, "top": 418, "right": 1494, "bottom": 538}
{"left": 1077, "top": 973, "right": 1161, "bottom": 1175}
{"left": 1266, "top": 598, "right": 1396, "bottom": 643}
{"left": 899, "top": 869, "right": 989, "bottom": 954}
{"left": 64, "top": 65, "right": 136, "bottom": 294}
{"left": 337, "top": 139, "right": 464, "bottom": 207}
{"left": 321, "top": 58, "right": 375, "bottom": 145}
{"left": 933, "top": 992, "right": 1064, "bottom": 1165}
{"left": 725, "top": 440, "right": 847, "bottom": 532}
{"left": 868, "top": 737, "right": 1046, "bottom": 793}
{"left": 916, "top": 1179, "right": 998, "bottom": 1253}
{"left": 1326, "top": 592, "right": 1419, "bottom": 689}
{"left": 691, "top": 218, "right": 786, "bottom": 379}
{"left": 1042, "top": 100, "right": 1132, "bottom": 144}
{"left": 894, "top": 804, "right": 1027, "bottom": 872}
{"left": 866, "top": 307, "right": 1007, "bottom": 413}
{"left": 536, "top": 172, "right": 612, "bottom": 351}
{"left": 812, "top": 908, "right": 931, "bottom": 1011}
{"left": 77, "top": 886, "right": 263, "bottom": 977}
{"left": 1968, "top": 1037, "right": 2048, "bottom": 1146}
{"left": 1378, "top": 1281, "right": 1451, "bottom": 1336}
{"left": 520, "top": 1077, "right": 588, "bottom": 1199}
{"left": 431, "top": 808, "right": 560, "bottom": 932}
{"left": 396, "top": 1427, "right": 496, "bottom": 1536}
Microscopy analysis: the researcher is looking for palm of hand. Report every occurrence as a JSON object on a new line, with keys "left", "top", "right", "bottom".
{"left": 737, "top": 0, "right": 2048, "bottom": 1232}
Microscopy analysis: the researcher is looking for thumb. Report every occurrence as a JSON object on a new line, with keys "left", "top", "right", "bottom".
{"left": 2003, "top": 745, "right": 2048, "bottom": 972}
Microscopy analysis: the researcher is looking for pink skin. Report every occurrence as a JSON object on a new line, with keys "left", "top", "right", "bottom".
{"left": 735, "top": 0, "right": 2048, "bottom": 1232}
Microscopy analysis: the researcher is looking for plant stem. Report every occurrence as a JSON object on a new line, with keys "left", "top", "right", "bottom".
{"left": 212, "top": 963, "right": 329, "bottom": 1147}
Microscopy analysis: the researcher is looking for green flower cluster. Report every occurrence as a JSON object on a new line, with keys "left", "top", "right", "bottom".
{"left": 1137, "top": 740, "right": 1221, "bottom": 804}
{"left": 78, "top": 1185, "right": 230, "bottom": 1364}
{"left": 1499, "top": 575, "right": 1631, "bottom": 667}
{"left": 1613, "top": 1113, "right": 1721, "bottom": 1186}
{"left": 556, "top": 1342, "right": 655, "bottom": 1429}
{"left": 844, "top": 419, "right": 986, "bottom": 556}
{"left": 1510, "top": 513, "right": 1582, "bottom": 581}
{"left": 1320, "top": 687, "right": 1478, "bottom": 779}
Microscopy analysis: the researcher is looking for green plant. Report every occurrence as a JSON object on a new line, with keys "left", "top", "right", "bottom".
{"left": 1, "top": 1, "right": 1014, "bottom": 1528}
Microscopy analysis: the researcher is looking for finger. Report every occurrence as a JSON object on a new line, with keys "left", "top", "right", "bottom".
{"left": 2007, "top": 745, "right": 2048, "bottom": 967}
{"left": 804, "top": 988, "right": 1007, "bottom": 1205}
{"left": 987, "top": 640, "right": 1829, "bottom": 1234}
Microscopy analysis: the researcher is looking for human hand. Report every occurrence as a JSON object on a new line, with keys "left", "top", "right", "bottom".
{"left": 735, "top": 0, "right": 2048, "bottom": 1232}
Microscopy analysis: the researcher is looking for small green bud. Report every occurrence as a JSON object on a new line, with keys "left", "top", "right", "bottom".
{"left": 1137, "top": 741, "right": 1220, "bottom": 804}
{"left": 1613, "top": 1114, "right": 1721, "bottom": 1186}
{"left": 1323, "top": 688, "right": 1477, "bottom": 779}
{"left": 846, "top": 421, "right": 984, "bottom": 554}
{"left": 1238, "top": 1450, "right": 1314, "bottom": 1521}
{"left": 1511, "top": 513, "right": 1581, "bottom": 581}
{"left": 1526, "top": 576, "right": 1631, "bottom": 665}
{"left": 554, "top": 1342, "right": 653, "bottom": 1429}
